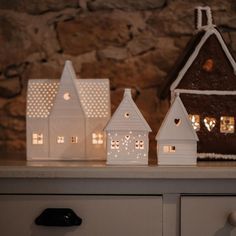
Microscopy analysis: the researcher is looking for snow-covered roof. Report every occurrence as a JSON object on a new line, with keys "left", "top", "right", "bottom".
{"left": 156, "top": 95, "right": 198, "bottom": 141}
{"left": 105, "top": 89, "right": 151, "bottom": 132}
{"left": 27, "top": 61, "right": 110, "bottom": 119}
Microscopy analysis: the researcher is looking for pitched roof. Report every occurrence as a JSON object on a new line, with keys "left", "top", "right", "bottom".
{"left": 156, "top": 95, "right": 198, "bottom": 141}
{"left": 160, "top": 26, "right": 236, "bottom": 99}
{"left": 76, "top": 79, "right": 110, "bottom": 118}
{"left": 105, "top": 89, "right": 151, "bottom": 132}
{"left": 27, "top": 79, "right": 59, "bottom": 118}
{"left": 27, "top": 61, "right": 110, "bottom": 119}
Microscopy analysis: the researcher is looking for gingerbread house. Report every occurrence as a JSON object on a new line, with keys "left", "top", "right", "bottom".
{"left": 160, "top": 6, "right": 236, "bottom": 159}
{"left": 26, "top": 60, "right": 110, "bottom": 160}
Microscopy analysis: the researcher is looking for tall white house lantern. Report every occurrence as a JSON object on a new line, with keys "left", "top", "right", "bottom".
{"left": 105, "top": 89, "right": 152, "bottom": 165}
{"left": 156, "top": 95, "right": 199, "bottom": 166}
{"left": 26, "top": 60, "right": 111, "bottom": 161}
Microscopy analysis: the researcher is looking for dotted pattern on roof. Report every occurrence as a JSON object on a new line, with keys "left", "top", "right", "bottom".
{"left": 77, "top": 80, "right": 110, "bottom": 118}
{"left": 27, "top": 80, "right": 59, "bottom": 118}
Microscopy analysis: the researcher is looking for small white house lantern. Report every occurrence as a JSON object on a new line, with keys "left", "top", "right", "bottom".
{"left": 26, "top": 60, "right": 111, "bottom": 160}
{"left": 156, "top": 95, "right": 199, "bottom": 165}
{"left": 105, "top": 88, "right": 152, "bottom": 165}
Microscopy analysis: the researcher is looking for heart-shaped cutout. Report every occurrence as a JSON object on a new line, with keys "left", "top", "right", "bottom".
{"left": 125, "top": 135, "right": 130, "bottom": 140}
{"left": 174, "top": 118, "right": 181, "bottom": 126}
{"left": 204, "top": 117, "right": 216, "bottom": 131}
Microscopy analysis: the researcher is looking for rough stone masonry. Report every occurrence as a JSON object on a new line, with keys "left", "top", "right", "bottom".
{"left": 0, "top": 0, "right": 235, "bottom": 162}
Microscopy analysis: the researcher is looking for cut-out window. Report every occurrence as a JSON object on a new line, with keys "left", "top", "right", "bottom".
{"left": 57, "top": 136, "right": 65, "bottom": 144}
{"left": 124, "top": 112, "right": 130, "bottom": 118}
{"left": 189, "top": 114, "right": 200, "bottom": 131}
{"left": 202, "top": 59, "right": 214, "bottom": 72}
{"left": 92, "top": 133, "right": 103, "bottom": 144}
{"left": 204, "top": 117, "right": 216, "bottom": 132}
{"left": 174, "top": 118, "right": 181, "bottom": 126}
{"left": 220, "top": 116, "right": 234, "bottom": 133}
{"left": 163, "top": 145, "right": 176, "bottom": 153}
{"left": 32, "top": 133, "right": 43, "bottom": 145}
{"left": 63, "top": 92, "right": 71, "bottom": 100}
{"left": 135, "top": 140, "right": 144, "bottom": 149}
{"left": 71, "top": 136, "right": 78, "bottom": 144}
{"left": 111, "top": 140, "right": 119, "bottom": 149}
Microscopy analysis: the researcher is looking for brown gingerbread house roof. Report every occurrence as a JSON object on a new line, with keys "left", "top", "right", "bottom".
{"left": 160, "top": 10, "right": 236, "bottom": 99}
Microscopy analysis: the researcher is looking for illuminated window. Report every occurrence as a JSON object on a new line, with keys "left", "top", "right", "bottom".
{"left": 220, "top": 116, "right": 234, "bottom": 133}
{"left": 32, "top": 133, "right": 43, "bottom": 145}
{"left": 204, "top": 117, "right": 216, "bottom": 132}
{"left": 202, "top": 58, "right": 214, "bottom": 72}
{"left": 71, "top": 136, "right": 78, "bottom": 143}
{"left": 135, "top": 140, "right": 144, "bottom": 149}
{"left": 174, "top": 118, "right": 181, "bottom": 126}
{"left": 189, "top": 114, "right": 200, "bottom": 131}
{"left": 92, "top": 133, "right": 103, "bottom": 144}
{"left": 124, "top": 112, "right": 130, "bottom": 118}
{"left": 63, "top": 92, "right": 71, "bottom": 100}
{"left": 163, "top": 145, "right": 176, "bottom": 153}
{"left": 57, "top": 136, "right": 65, "bottom": 144}
{"left": 111, "top": 140, "right": 119, "bottom": 149}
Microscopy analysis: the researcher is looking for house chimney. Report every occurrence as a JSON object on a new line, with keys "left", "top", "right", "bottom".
{"left": 195, "top": 6, "right": 213, "bottom": 30}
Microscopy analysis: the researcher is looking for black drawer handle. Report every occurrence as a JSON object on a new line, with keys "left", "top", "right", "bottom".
{"left": 35, "top": 208, "right": 82, "bottom": 227}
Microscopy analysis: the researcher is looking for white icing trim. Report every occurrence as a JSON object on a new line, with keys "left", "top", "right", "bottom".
{"left": 170, "top": 28, "right": 236, "bottom": 96}
{"left": 196, "top": 6, "right": 213, "bottom": 30}
{"left": 198, "top": 153, "right": 236, "bottom": 159}
{"left": 174, "top": 89, "right": 236, "bottom": 95}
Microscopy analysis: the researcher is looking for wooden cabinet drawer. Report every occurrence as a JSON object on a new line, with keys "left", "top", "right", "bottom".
{"left": 0, "top": 195, "right": 162, "bottom": 236}
{"left": 181, "top": 196, "right": 236, "bottom": 236}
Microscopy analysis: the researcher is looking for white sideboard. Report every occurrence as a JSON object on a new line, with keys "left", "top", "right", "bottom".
{"left": 0, "top": 154, "right": 236, "bottom": 236}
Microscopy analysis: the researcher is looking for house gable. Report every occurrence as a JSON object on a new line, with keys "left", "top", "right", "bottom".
{"left": 156, "top": 96, "right": 198, "bottom": 141}
{"left": 105, "top": 89, "right": 151, "bottom": 132}
{"left": 171, "top": 28, "right": 236, "bottom": 93}
{"left": 50, "top": 60, "right": 85, "bottom": 117}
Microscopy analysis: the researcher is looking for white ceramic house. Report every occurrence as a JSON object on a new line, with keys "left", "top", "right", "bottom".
{"left": 105, "top": 89, "right": 152, "bottom": 165}
{"left": 156, "top": 95, "right": 199, "bottom": 165}
{"left": 26, "top": 60, "right": 111, "bottom": 160}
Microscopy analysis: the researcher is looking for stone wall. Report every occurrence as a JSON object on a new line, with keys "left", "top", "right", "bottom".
{"left": 0, "top": 0, "right": 235, "bottom": 161}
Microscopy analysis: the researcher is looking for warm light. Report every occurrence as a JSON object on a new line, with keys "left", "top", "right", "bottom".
{"left": 92, "top": 133, "right": 103, "bottom": 144}
{"left": 57, "top": 136, "right": 65, "bottom": 144}
{"left": 124, "top": 112, "right": 130, "bottom": 118}
{"left": 220, "top": 116, "right": 234, "bottom": 133}
{"left": 32, "top": 133, "right": 43, "bottom": 145}
{"left": 202, "top": 58, "right": 214, "bottom": 72}
{"left": 135, "top": 140, "right": 144, "bottom": 149}
{"left": 204, "top": 117, "right": 216, "bottom": 131}
{"left": 63, "top": 92, "right": 71, "bottom": 100}
{"left": 111, "top": 140, "right": 119, "bottom": 149}
{"left": 71, "top": 136, "right": 78, "bottom": 143}
{"left": 163, "top": 145, "right": 176, "bottom": 153}
{"left": 189, "top": 114, "right": 200, "bottom": 131}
